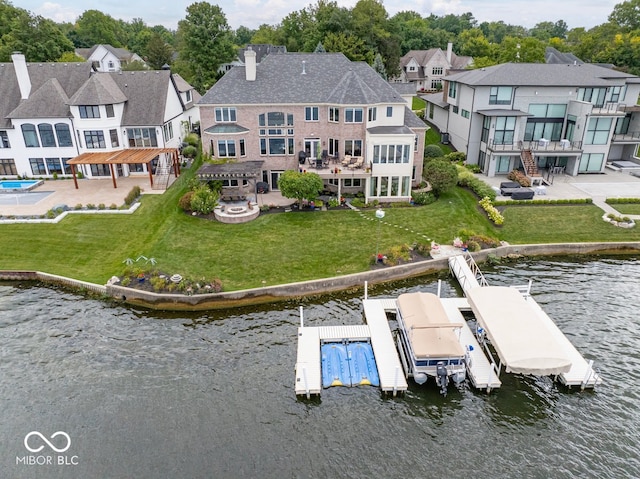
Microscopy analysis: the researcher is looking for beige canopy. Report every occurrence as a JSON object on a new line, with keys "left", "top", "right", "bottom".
{"left": 397, "top": 292, "right": 465, "bottom": 359}
{"left": 466, "top": 286, "right": 572, "bottom": 376}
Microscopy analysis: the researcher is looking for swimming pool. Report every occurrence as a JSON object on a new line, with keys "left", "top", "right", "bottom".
{"left": 0, "top": 180, "right": 43, "bottom": 192}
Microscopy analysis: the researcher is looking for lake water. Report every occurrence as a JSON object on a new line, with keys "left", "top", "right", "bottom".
{"left": 1, "top": 257, "right": 639, "bottom": 478}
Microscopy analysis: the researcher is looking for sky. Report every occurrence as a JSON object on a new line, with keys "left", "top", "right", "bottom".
{"left": 18, "top": 0, "right": 620, "bottom": 32}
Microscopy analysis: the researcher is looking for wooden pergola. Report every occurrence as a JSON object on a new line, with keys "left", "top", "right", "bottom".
{"left": 66, "top": 148, "right": 180, "bottom": 189}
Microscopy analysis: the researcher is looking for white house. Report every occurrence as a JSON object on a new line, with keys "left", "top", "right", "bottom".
{"left": 0, "top": 53, "right": 199, "bottom": 183}
{"left": 423, "top": 62, "right": 640, "bottom": 179}
{"left": 75, "top": 44, "right": 146, "bottom": 72}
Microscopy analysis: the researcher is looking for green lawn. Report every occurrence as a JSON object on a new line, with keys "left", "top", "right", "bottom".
{"left": 610, "top": 204, "right": 640, "bottom": 215}
{"left": 1, "top": 167, "right": 639, "bottom": 290}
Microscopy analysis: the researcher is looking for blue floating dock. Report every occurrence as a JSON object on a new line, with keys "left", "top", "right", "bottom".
{"left": 347, "top": 342, "right": 380, "bottom": 387}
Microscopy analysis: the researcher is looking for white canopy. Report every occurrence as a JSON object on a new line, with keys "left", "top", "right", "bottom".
{"left": 466, "top": 286, "right": 572, "bottom": 376}
{"left": 397, "top": 292, "right": 465, "bottom": 359}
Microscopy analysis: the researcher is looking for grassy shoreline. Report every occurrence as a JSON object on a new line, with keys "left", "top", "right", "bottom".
{"left": 1, "top": 165, "right": 639, "bottom": 291}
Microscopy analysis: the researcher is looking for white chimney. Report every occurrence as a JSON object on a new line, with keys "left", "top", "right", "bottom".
{"left": 245, "top": 47, "right": 256, "bottom": 82}
{"left": 12, "top": 52, "right": 31, "bottom": 99}
{"left": 446, "top": 42, "right": 453, "bottom": 64}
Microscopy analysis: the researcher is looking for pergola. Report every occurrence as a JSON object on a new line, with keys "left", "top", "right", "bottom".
{"left": 66, "top": 148, "right": 180, "bottom": 189}
{"left": 196, "top": 161, "right": 264, "bottom": 195}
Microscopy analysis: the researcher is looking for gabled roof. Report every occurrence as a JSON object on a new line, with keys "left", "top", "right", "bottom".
{"left": 545, "top": 47, "right": 583, "bottom": 65}
{"left": 76, "top": 44, "right": 140, "bottom": 62}
{"left": 8, "top": 78, "right": 70, "bottom": 119}
{"left": 400, "top": 49, "right": 472, "bottom": 73}
{"left": 238, "top": 44, "right": 286, "bottom": 63}
{"left": 67, "top": 73, "right": 127, "bottom": 106}
{"left": 445, "top": 62, "right": 640, "bottom": 87}
{"left": 199, "top": 52, "right": 406, "bottom": 106}
{"left": 0, "top": 62, "right": 92, "bottom": 128}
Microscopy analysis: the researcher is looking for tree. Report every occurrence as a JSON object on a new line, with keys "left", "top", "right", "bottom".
{"left": 497, "top": 36, "right": 546, "bottom": 63}
{"left": 423, "top": 159, "right": 458, "bottom": 198}
{"left": 323, "top": 32, "right": 372, "bottom": 62}
{"left": 57, "top": 51, "right": 86, "bottom": 62}
{"left": 176, "top": 2, "right": 236, "bottom": 93}
{"left": 145, "top": 32, "right": 174, "bottom": 69}
{"left": 121, "top": 60, "right": 148, "bottom": 71}
{"left": 456, "top": 28, "right": 491, "bottom": 58}
{"left": 74, "top": 10, "right": 124, "bottom": 47}
{"left": 233, "top": 26, "right": 255, "bottom": 46}
{"left": 372, "top": 53, "right": 386, "bottom": 79}
{"left": 609, "top": 0, "right": 640, "bottom": 31}
{"left": 277, "top": 171, "right": 323, "bottom": 205}
{"left": 0, "top": 13, "right": 74, "bottom": 62}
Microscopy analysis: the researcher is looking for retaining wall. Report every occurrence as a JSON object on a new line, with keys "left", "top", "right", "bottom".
{"left": 3, "top": 242, "right": 637, "bottom": 311}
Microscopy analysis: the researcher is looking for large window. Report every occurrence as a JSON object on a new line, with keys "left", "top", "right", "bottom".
{"left": 489, "top": 86, "right": 512, "bottom": 105}
{"left": 305, "top": 106, "right": 319, "bottom": 121}
{"left": 328, "top": 138, "right": 339, "bottom": 156}
{"left": 127, "top": 128, "right": 158, "bottom": 147}
{"left": 217, "top": 140, "right": 236, "bottom": 157}
{"left": 215, "top": 107, "right": 237, "bottom": 122}
{"left": 432, "top": 67, "right": 443, "bottom": 75}
{"left": 38, "top": 124, "right": 56, "bottom": 147}
{"left": 493, "top": 116, "right": 516, "bottom": 145}
{"left": 578, "top": 88, "right": 606, "bottom": 107}
{"left": 29, "top": 158, "right": 46, "bottom": 175}
{"left": 0, "top": 158, "right": 17, "bottom": 175}
{"left": 110, "top": 129, "right": 119, "bottom": 147}
{"left": 84, "top": 130, "right": 106, "bottom": 149}
{"left": 579, "top": 153, "right": 604, "bottom": 173}
{"left": 344, "top": 139, "right": 362, "bottom": 156}
{"left": 46, "top": 158, "right": 63, "bottom": 175}
{"left": 55, "top": 124, "right": 72, "bottom": 147}
{"left": 79, "top": 105, "right": 100, "bottom": 118}
{"left": 372, "top": 144, "right": 410, "bottom": 163}
{"left": 21, "top": 124, "right": 39, "bottom": 147}
{"left": 481, "top": 116, "right": 490, "bottom": 143}
{"left": 163, "top": 122, "right": 174, "bottom": 141}
{"left": 258, "top": 112, "right": 294, "bottom": 155}
{"left": 239, "top": 139, "right": 246, "bottom": 156}
{"left": 524, "top": 104, "right": 566, "bottom": 141}
{"left": 585, "top": 118, "right": 612, "bottom": 145}
{"left": 345, "top": 108, "right": 363, "bottom": 123}
{"left": 368, "top": 107, "right": 377, "bottom": 122}
{"left": 106, "top": 104, "right": 115, "bottom": 117}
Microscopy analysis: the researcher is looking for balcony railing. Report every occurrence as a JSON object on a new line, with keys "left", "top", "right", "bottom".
{"left": 591, "top": 102, "right": 627, "bottom": 115}
{"left": 612, "top": 131, "right": 640, "bottom": 142}
{"left": 488, "top": 139, "right": 582, "bottom": 152}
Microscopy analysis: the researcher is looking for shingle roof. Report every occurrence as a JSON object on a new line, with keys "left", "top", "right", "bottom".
{"left": 238, "top": 44, "right": 287, "bottom": 63}
{"left": 67, "top": 73, "right": 127, "bottom": 106}
{"left": 76, "top": 44, "right": 138, "bottom": 62}
{"left": 108, "top": 70, "right": 171, "bottom": 126}
{"left": 445, "top": 62, "right": 639, "bottom": 87}
{"left": 199, "top": 52, "right": 405, "bottom": 106}
{"left": 545, "top": 47, "right": 583, "bottom": 65}
{"left": 8, "top": 78, "right": 70, "bottom": 119}
{"left": 0, "top": 62, "right": 92, "bottom": 128}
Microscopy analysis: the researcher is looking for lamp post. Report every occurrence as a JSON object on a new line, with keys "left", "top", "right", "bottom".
{"left": 375, "top": 208, "right": 385, "bottom": 263}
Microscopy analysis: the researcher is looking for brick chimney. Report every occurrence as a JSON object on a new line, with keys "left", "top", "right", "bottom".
{"left": 12, "top": 52, "right": 31, "bottom": 99}
{"left": 245, "top": 47, "right": 256, "bottom": 82}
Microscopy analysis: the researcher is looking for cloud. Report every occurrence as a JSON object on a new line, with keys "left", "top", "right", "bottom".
{"left": 35, "top": 2, "right": 80, "bottom": 23}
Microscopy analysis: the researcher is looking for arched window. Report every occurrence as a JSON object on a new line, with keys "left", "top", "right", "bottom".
{"left": 38, "top": 124, "right": 56, "bottom": 147}
{"left": 21, "top": 124, "right": 39, "bottom": 147}
{"left": 55, "top": 123, "right": 73, "bottom": 147}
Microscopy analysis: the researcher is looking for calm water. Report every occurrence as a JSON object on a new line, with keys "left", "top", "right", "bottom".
{"left": 1, "top": 257, "right": 639, "bottom": 478}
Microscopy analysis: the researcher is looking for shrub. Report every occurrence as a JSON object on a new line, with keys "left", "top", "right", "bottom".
{"left": 109, "top": 203, "right": 118, "bottom": 210}
{"left": 86, "top": 203, "right": 96, "bottom": 210}
{"left": 424, "top": 144, "right": 445, "bottom": 159}
{"left": 327, "top": 197, "right": 340, "bottom": 208}
{"left": 190, "top": 186, "right": 218, "bottom": 214}
{"left": 182, "top": 145, "right": 198, "bottom": 159}
{"left": 444, "top": 152, "right": 466, "bottom": 163}
{"left": 179, "top": 191, "right": 195, "bottom": 211}
{"left": 479, "top": 196, "right": 504, "bottom": 225}
{"left": 150, "top": 276, "right": 168, "bottom": 291}
{"left": 383, "top": 244, "right": 412, "bottom": 266}
{"left": 74, "top": 203, "right": 83, "bottom": 210}
{"left": 183, "top": 133, "right": 199, "bottom": 147}
{"left": 423, "top": 159, "right": 458, "bottom": 197}
{"left": 46, "top": 209, "right": 56, "bottom": 219}
{"left": 468, "top": 234, "right": 501, "bottom": 249}
{"left": 456, "top": 166, "right": 496, "bottom": 200}
{"left": 466, "top": 240, "right": 481, "bottom": 252}
{"left": 350, "top": 198, "right": 366, "bottom": 208}
{"left": 124, "top": 185, "right": 141, "bottom": 206}
{"left": 507, "top": 169, "right": 531, "bottom": 187}
{"left": 98, "top": 203, "right": 106, "bottom": 210}
{"left": 414, "top": 242, "right": 431, "bottom": 256}
{"left": 411, "top": 191, "right": 436, "bottom": 205}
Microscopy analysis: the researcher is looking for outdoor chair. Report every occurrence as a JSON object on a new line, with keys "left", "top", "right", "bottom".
{"left": 341, "top": 155, "right": 352, "bottom": 167}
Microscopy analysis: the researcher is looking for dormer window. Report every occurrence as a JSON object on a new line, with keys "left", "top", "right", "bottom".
{"left": 79, "top": 106, "right": 100, "bottom": 119}
{"left": 186, "top": 90, "right": 192, "bottom": 102}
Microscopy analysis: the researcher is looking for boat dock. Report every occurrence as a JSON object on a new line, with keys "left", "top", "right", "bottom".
{"left": 294, "top": 303, "right": 408, "bottom": 398}
{"left": 448, "top": 254, "right": 601, "bottom": 389}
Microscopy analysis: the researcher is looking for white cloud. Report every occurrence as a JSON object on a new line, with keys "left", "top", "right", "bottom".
{"left": 35, "top": 2, "right": 80, "bottom": 23}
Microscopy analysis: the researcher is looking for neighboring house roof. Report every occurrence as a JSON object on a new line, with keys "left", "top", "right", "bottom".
{"left": 420, "top": 92, "right": 449, "bottom": 108}
{"left": 76, "top": 44, "right": 140, "bottom": 62}
{"left": 400, "top": 49, "right": 473, "bottom": 76}
{"left": 238, "top": 44, "right": 286, "bottom": 64}
{"left": 390, "top": 82, "right": 416, "bottom": 96}
{"left": 172, "top": 73, "right": 202, "bottom": 106}
{"left": 67, "top": 73, "right": 128, "bottom": 106}
{"left": 8, "top": 79, "right": 70, "bottom": 119}
{"left": 545, "top": 47, "right": 583, "bottom": 65}
{"left": 199, "top": 52, "right": 406, "bottom": 106}
{"left": 0, "top": 62, "right": 92, "bottom": 128}
{"left": 403, "top": 106, "right": 428, "bottom": 129}
{"left": 445, "top": 62, "right": 640, "bottom": 87}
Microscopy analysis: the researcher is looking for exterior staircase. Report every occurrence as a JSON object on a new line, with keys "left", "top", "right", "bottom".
{"left": 520, "top": 149, "right": 545, "bottom": 185}
{"left": 152, "top": 157, "right": 172, "bottom": 190}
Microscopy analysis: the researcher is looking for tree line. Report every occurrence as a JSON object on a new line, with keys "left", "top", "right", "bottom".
{"left": 2, "top": 0, "right": 640, "bottom": 94}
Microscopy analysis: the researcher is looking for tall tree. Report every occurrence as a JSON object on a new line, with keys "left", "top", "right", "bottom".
{"left": 609, "top": 0, "right": 640, "bottom": 31}
{"left": 323, "top": 32, "right": 372, "bottom": 62}
{"left": 176, "top": 2, "right": 236, "bottom": 93}
{"left": 233, "top": 26, "right": 255, "bottom": 46}
{"left": 497, "top": 36, "right": 546, "bottom": 63}
{"left": 74, "top": 10, "right": 124, "bottom": 47}
{"left": 0, "top": 14, "right": 74, "bottom": 62}
{"left": 145, "top": 32, "right": 174, "bottom": 69}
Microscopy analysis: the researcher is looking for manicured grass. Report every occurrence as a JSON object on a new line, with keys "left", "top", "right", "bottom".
{"left": 424, "top": 124, "right": 453, "bottom": 154}
{"left": 1, "top": 165, "right": 639, "bottom": 291}
{"left": 610, "top": 204, "right": 640, "bottom": 215}
{"left": 412, "top": 96, "right": 426, "bottom": 111}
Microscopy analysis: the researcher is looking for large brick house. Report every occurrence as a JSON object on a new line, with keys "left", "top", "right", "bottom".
{"left": 198, "top": 51, "right": 426, "bottom": 202}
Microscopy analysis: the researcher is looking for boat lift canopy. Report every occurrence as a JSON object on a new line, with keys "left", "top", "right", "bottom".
{"left": 466, "top": 286, "right": 571, "bottom": 376}
{"left": 397, "top": 292, "right": 465, "bottom": 359}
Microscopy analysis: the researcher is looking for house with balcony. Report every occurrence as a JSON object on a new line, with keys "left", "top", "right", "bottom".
{"left": 198, "top": 50, "right": 426, "bottom": 203}
{"left": 394, "top": 43, "right": 472, "bottom": 93}
{"left": 422, "top": 62, "right": 640, "bottom": 182}
{"left": 0, "top": 53, "right": 199, "bottom": 187}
